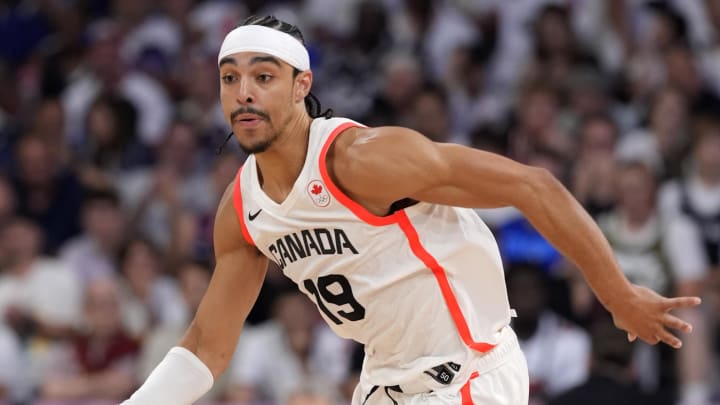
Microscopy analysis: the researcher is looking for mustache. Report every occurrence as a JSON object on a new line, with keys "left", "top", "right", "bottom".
{"left": 230, "top": 107, "right": 270, "bottom": 121}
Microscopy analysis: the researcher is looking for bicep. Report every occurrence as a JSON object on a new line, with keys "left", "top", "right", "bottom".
{"left": 339, "top": 127, "right": 542, "bottom": 210}
{"left": 412, "top": 143, "right": 544, "bottom": 209}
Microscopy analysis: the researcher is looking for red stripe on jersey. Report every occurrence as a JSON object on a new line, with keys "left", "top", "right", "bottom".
{"left": 232, "top": 166, "right": 255, "bottom": 246}
{"left": 397, "top": 211, "right": 496, "bottom": 354}
{"left": 319, "top": 120, "right": 495, "bottom": 354}
{"left": 460, "top": 371, "right": 480, "bottom": 404}
{"left": 318, "top": 122, "right": 399, "bottom": 226}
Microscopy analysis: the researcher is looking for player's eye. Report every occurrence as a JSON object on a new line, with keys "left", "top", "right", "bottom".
{"left": 221, "top": 74, "right": 237, "bottom": 84}
{"left": 258, "top": 74, "right": 273, "bottom": 83}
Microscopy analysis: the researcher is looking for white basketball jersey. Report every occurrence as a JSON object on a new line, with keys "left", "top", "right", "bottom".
{"left": 233, "top": 117, "right": 512, "bottom": 387}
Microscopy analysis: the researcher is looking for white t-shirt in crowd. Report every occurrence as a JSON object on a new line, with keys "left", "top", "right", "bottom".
{"left": 659, "top": 176, "right": 720, "bottom": 278}
{"left": 0, "top": 258, "right": 82, "bottom": 328}
{"left": 228, "top": 321, "right": 352, "bottom": 403}
{"left": 518, "top": 311, "right": 591, "bottom": 397}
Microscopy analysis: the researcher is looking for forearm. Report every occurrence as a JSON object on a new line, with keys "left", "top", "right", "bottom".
{"left": 178, "top": 318, "right": 243, "bottom": 379}
{"left": 519, "top": 170, "right": 632, "bottom": 310}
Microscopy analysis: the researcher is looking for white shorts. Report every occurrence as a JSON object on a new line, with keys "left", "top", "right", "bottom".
{"left": 352, "top": 326, "right": 529, "bottom": 405}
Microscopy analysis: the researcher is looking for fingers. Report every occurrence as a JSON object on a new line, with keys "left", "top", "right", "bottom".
{"left": 629, "top": 317, "right": 693, "bottom": 348}
{"left": 662, "top": 296, "right": 702, "bottom": 311}
{"left": 663, "top": 314, "right": 693, "bottom": 334}
{"left": 655, "top": 329, "right": 682, "bottom": 349}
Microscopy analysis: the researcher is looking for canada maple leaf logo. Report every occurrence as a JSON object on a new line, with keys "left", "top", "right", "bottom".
{"left": 307, "top": 180, "right": 330, "bottom": 207}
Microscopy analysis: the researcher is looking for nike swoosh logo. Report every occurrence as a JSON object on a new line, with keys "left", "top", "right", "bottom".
{"left": 248, "top": 209, "right": 262, "bottom": 221}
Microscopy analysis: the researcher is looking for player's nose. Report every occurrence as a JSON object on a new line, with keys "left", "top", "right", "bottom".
{"left": 235, "top": 77, "right": 255, "bottom": 104}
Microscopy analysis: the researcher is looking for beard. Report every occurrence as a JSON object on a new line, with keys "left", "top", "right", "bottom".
{"left": 237, "top": 131, "right": 278, "bottom": 154}
{"left": 229, "top": 105, "right": 277, "bottom": 154}
{"left": 234, "top": 109, "right": 298, "bottom": 155}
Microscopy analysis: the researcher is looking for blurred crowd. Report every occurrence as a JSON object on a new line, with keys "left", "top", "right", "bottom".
{"left": 0, "top": 0, "right": 720, "bottom": 404}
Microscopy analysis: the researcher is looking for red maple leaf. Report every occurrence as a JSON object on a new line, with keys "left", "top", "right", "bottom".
{"left": 311, "top": 184, "right": 323, "bottom": 195}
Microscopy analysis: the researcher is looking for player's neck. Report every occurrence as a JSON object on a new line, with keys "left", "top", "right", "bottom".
{"left": 255, "top": 112, "right": 312, "bottom": 201}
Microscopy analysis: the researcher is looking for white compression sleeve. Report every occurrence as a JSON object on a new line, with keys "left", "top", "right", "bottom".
{"left": 121, "top": 346, "right": 214, "bottom": 405}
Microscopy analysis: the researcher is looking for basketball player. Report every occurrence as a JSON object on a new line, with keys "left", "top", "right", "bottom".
{"left": 122, "top": 16, "right": 701, "bottom": 405}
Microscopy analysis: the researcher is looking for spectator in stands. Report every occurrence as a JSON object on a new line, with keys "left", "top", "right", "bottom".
{"left": 40, "top": 276, "right": 139, "bottom": 401}
{"left": 660, "top": 116, "right": 720, "bottom": 268}
{"left": 0, "top": 217, "right": 82, "bottom": 395}
{"left": 0, "top": 217, "right": 81, "bottom": 342}
{"left": 60, "top": 187, "right": 127, "bottom": 283}
{"left": 445, "top": 40, "right": 504, "bottom": 142}
{"left": 508, "top": 83, "right": 562, "bottom": 165}
{"left": 315, "top": 0, "right": 393, "bottom": 118}
{"left": 626, "top": 2, "right": 689, "bottom": 102}
{"left": 226, "top": 289, "right": 351, "bottom": 404}
{"left": 619, "top": 86, "right": 690, "bottom": 180}
{"left": 600, "top": 160, "right": 672, "bottom": 295}
{"left": 548, "top": 314, "right": 650, "bottom": 405}
{"left": 524, "top": 4, "right": 598, "bottom": 91}
{"left": 663, "top": 42, "right": 720, "bottom": 116}
{"left": 117, "top": 238, "right": 184, "bottom": 338}
{"left": 11, "top": 134, "right": 84, "bottom": 253}
{"left": 362, "top": 52, "right": 423, "bottom": 127}
{"left": 61, "top": 20, "right": 172, "bottom": 146}
{"left": 598, "top": 159, "right": 677, "bottom": 400}
{"left": 659, "top": 114, "right": 720, "bottom": 405}
{"left": 76, "top": 94, "right": 153, "bottom": 189}
{"left": 405, "top": 82, "right": 455, "bottom": 143}
{"left": 389, "top": 0, "right": 477, "bottom": 80}
{"left": 119, "top": 121, "right": 213, "bottom": 252}
{"left": 563, "top": 68, "right": 614, "bottom": 134}
{"left": 571, "top": 114, "right": 619, "bottom": 217}
{"left": 508, "top": 263, "right": 591, "bottom": 402}
{"left": 176, "top": 54, "right": 230, "bottom": 154}
{"left": 30, "top": 98, "right": 72, "bottom": 168}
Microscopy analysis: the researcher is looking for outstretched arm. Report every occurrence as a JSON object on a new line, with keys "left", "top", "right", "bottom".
{"left": 330, "top": 126, "right": 701, "bottom": 348}
{"left": 122, "top": 182, "right": 268, "bottom": 404}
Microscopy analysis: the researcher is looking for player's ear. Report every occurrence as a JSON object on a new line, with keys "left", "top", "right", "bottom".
{"left": 294, "top": 70, "right": 312, "bottom": 103}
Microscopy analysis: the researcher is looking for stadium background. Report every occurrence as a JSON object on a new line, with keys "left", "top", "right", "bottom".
{"left": 0, "top": 0, "right": 719, "bottom": 404}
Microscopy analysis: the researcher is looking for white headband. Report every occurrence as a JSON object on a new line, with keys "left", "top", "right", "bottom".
{"left": 218, "top": 25, "right": 310, "bottom": 71}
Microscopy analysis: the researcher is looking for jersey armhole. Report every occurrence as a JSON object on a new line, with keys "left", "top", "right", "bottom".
{"left": 318, "top": 122, "right": 401, "bottom": 226}
{"left": 232, "top": 165, "right": 256, "bottom": 247}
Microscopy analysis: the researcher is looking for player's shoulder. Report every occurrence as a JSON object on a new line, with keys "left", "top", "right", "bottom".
{"left": 217, "top": 180, "right": 237, "bottom": 219}
{"left": 327, "top": 123, "right": 440, "bottom": 184}
{"left": 213, "top": 177, "right": 251, "bottom": 254}
{"left": 332, "top": 124, "right": 427, "bottom": 156}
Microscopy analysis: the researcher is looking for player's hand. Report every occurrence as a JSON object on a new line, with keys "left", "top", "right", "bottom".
{"left": 609, "top": 284, "right": 701, "bottom": 349}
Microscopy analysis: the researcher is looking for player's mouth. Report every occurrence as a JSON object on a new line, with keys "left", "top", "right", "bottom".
{"left": 233, "top": 114, "right": 265, "bottom": 128}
